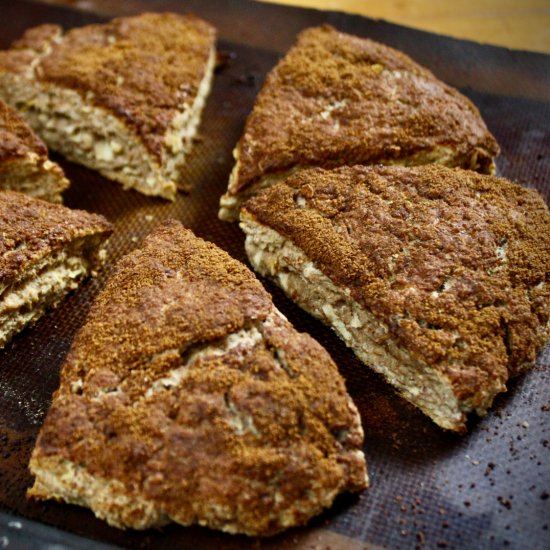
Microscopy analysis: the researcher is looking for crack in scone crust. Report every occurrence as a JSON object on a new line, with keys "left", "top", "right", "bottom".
{"left": 29, "top": 220, "right": 367, "bottom": 536}
{"left": 241, "top": 164, "right": 550, "bottom": 431}
{"left": 220, "top": 25, "right": 499, "bottom": 220}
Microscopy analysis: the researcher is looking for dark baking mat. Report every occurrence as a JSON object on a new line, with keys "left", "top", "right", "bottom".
{"left": 0, "top": 1, "right": 549, "bottom": 549}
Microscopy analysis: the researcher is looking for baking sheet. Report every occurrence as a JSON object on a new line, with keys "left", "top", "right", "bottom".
{"left": 0, "top": 0, "right": 549, "bottom": 548}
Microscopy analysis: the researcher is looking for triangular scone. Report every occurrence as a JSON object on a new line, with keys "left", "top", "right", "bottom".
{"left": 0, "top": 13, "right": 216, "bottom": 200}
{"left": 0, "top": 191, "right": 111, "bottom": 348}
{"left": 0, "top": 100, "right": 68, "bottom": 202}
{"left": 240, "top": 165, "right": 550, "bottom": 432}
{"left": 219, "top": 25, "right": 500, "bottom": 220}
{"left": 28, "top": 220, "right": 367, "bottom": 536}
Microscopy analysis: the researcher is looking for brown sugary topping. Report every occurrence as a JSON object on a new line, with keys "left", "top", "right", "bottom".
{"left": 59, "top": 220, "right": 273, "bottom": 369}
{"left": 231, "top": 25, "right": 499, "bottom": 194}
{"left": 0, "top": 24, "right": 61, "bottom": 75}
{"left": 243, "top": 165, "right": 550, "bottom": 404}
{"left": 0, "top": 99, "right": 47, "bottom": 162}
{"left": 0, "top": 190, "right": 112, "bottom": 284}
{"left": 33, "top": 221, "right": 366, "bottom": 535}
{"left": 0, "top": 14, "right": 216, "bottom": 160}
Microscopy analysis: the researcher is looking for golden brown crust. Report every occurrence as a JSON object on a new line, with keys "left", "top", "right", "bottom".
{"left": 0, "top": 24, "right": 61, "bottom": 76}
{"left": 0, "top": 99, "right": 47, "bottom": 162}
{"left": 242, "top": 165, "right": 550, "bottom": 405}
{"left": 0, "top": 14, "right": 216, "bottom": 160}
{"left": 230, "top": 25, "right": 499, "bottom": 195}
{"left": 0, "top": 190, "right": 112, "bottom": 285}
{"left": 30, "top": 221, "right": 367, "bottom": 535}
{"left": 0, "top": 99, "right": 70, "bottom": 202}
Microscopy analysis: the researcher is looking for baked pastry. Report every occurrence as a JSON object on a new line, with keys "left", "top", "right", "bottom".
{"left": 0, "top": 190, "right": 111, "bottom": 349}
{"left": 0, "top": 13, "right": 216, "bottom": 200}
{"left": 219, "top": 25, "right": 500, "bottom": 221}
{"left": 0, "top": 99, "right": 68, "bottom": 202}
{"left": 240, "top": 165, "right": 550, "bottom": 432}
{"left": 28, "top": 220, "right": 367, "bottom": 536}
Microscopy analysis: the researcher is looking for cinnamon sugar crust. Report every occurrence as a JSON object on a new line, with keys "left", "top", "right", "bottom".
{"left": 220, "top": 25, "right": 499, "bottom": 220}
{"left": 241, "top": 165, "right": 550, "bottom": 430}
{"left": 0, "top": 99, "right": 46, "bottom": 162}
{"left": 0, "top": 100, "right": 68, "bottom": 201}
{"left": 0, "top": 14, "right": 216, "bottom": 199}
{"left": 0, "top": 190, "right": 112, "bottom": 348}
{"left": 28, "top": 221, "right": 367, "bottom": 536}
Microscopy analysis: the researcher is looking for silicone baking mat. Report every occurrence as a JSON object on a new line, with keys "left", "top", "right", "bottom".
{"left": 0, "top": 1, "right": 549, "bottom": 548}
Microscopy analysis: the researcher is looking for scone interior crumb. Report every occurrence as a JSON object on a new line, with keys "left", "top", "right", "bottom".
{"left": 0, "top": 236, "right": 105, "bottom": 348}
{"left": 0, "top": 153, "right": 68, "bottom": 202}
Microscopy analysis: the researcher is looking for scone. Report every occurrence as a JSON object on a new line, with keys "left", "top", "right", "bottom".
{"left": 0, "top": 13, "right": 216, "bottom": 200}
{"left": 28, "top": 220, "right": 367, "bottom": 536}
{"left": 0, "top": 190, "right": 111, "bottom": 349}
{"left": 0, "top": 99, "right": 68, "bottom": 202}
{"left": 219, "top": 25, "right": 500, "bottom": 220}
{"left": 240, "top": 165, "right": 550, "bottom": 432}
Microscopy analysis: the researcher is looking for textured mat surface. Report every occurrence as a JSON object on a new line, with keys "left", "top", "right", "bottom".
{"left": 0, "top": 1, "right": 549, "bottom": 548}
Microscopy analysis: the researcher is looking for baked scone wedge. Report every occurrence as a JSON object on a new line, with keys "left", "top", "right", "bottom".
{"left": 240, "top": 165, "right": 550, "bottom": 432}
{"left": 0, "top": 99, "right": 68, "bottom": 202}
{"left": 0, "top": 190, "right": 111, "bottom": 349}
{"left": 0, "top": 13, "right": 216, "bottom": 200}
{"left": 219, "top": 25, "right": 500, "bottom": 220}
{"left": 28, "top": 220, "right": 367, "bottom": 536}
